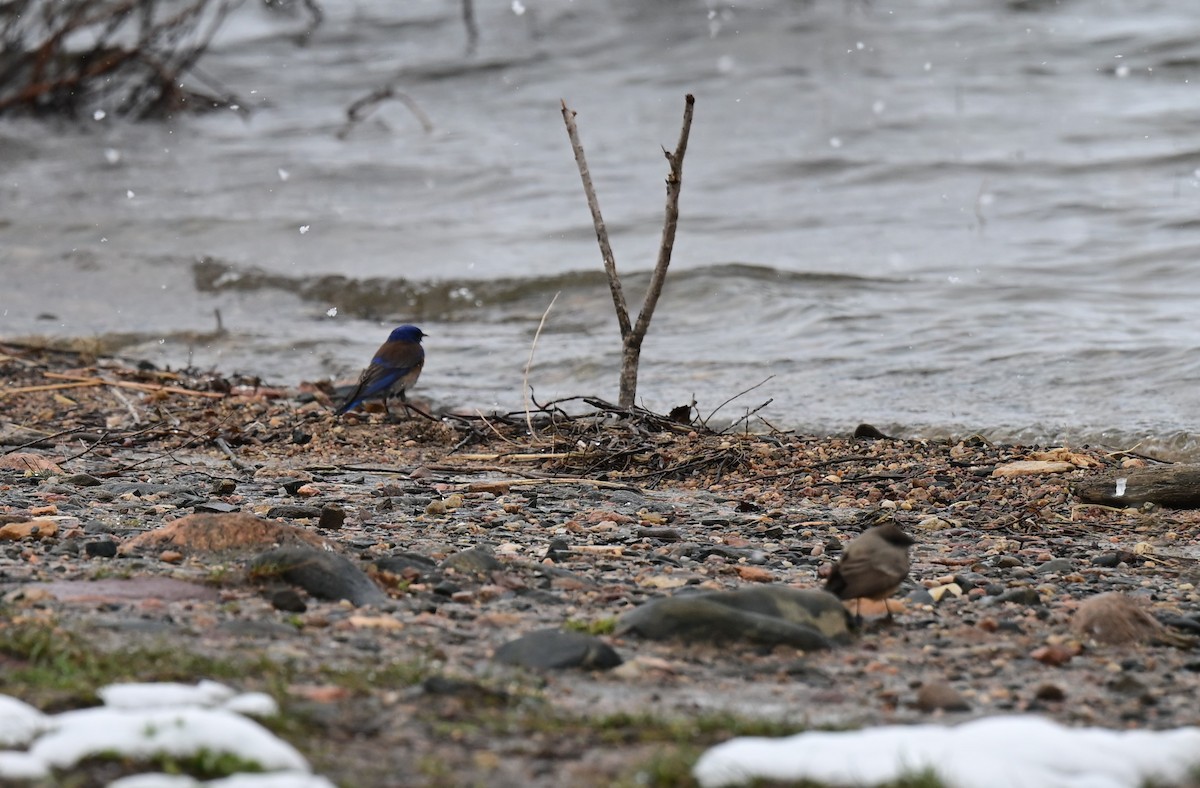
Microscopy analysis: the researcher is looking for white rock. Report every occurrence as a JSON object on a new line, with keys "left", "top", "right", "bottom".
{"left": 692, "top": 715, "right": 1200, "bottom": 788}
{"left": 0, "top": 695, "right": 50, "bottom": 746}
{"left": 29, "top": 707, "right": 309, "bottom": 772}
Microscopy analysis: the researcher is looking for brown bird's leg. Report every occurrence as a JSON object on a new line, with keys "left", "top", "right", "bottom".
{"left": 884, "top": 598, "right": 894, "bottom": 622}
{"left": 854, "top": 598, "right": 863, "bottom": 628}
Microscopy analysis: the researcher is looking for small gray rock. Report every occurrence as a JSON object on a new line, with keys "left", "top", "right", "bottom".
{"left": 916, "top": 681, "right": 971, "bottom": 713}
{"left": 1035, "top": 558, "right": 1074, "bottom": 575}
{"left": 318, "top": 504, "right": 347, "bottom": 530}
{"left": 441, "top": 546, "right": 501, "bottom": 576}
{"left": 493, "top": 629, "right": 622, "bottom": 671}
{"left": 991, "top": 587, "right": 1042, "bottom": 606}
{"left": 265, "top": 504, "right": 322, "bottom": 520}
{"left": 906, "top": 587, "right": 936, "bottom": 606}
{"left": 84, "top": 540, "right": 117, "bottom": 558}
{"left": 193, "top": 500, "right": 239, "bottom": 514}
{"left": 271, "top": 588, "right": 307, "bottom": 613}
{"left": 251, "top": 547, "right": 386, "bottom": 606}
{"left": 375, "top": 552, "right": 437, "bottom": 577}
{"left": 545, "top": 538, "right": 571, "bottom": 563}
{"left": 617, "top": 586, "right": 850, "bottom": 650}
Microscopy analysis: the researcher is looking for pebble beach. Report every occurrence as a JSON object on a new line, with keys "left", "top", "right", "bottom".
{"left": 2, "top": 341, "right": 1200, "bottom": 787}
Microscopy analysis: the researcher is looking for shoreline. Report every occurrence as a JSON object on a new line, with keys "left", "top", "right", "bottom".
{"left": 2, "top": 342, "right": 1200, "bottom": 786}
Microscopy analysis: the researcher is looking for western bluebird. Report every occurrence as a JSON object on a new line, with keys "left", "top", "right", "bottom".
{"left": 335, "top": 324, "right": 426, "bottom": 417}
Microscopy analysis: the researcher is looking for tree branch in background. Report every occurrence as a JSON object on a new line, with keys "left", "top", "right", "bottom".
{"left": 560, "top": 94, "right": 696, "bottom": 408}
{"left": 461, "top": 0, "right": 479, "bottom": 55}
{"left": 337, "top": 84, "right": 435, "bottom": 139}
{"left": 0, "top": 0, "right": 247, "bottom": 120}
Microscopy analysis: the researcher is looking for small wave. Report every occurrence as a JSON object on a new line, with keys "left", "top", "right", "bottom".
{"left": 191, "top": 258, "right": 901, "bottom": 321}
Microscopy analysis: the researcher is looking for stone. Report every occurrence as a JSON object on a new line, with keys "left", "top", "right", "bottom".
{"left": 617, "top": 586, "right": 851, "bottom": 650}
{"left": 1035, "top": 558, "right": 1073, "bottom": 575}
{"left": 251, "top": 547, "right": 387, "bottom": 606}
{"left": 212, "top": 478, "right": 238, "bottom": 495}
{"left": 64, "top": 473, "right": 103, "bottom": 487}
{"left": 84, "top": 540, "right": 117, "bottom": 558}
{"left": 265, "top": 504, "right": 322, "bottom": 520}
{"left": 493, "top": 629, "right": 622, "bottom": 671}
{"left": 318, "top": 504, "right": 346, "bottom": 530}
{"left": 441, "top": 546, "right": 501, "bottom": 576}
{"left": 1092, "top": 551, "right": 1136, "bottom": 568}
{"left": 0, "top": 520, "right": 57, "bottom": 541}
{"left": 915, "top": 681, "right": 971, "bottom": 713}
{"left": 990, "top": 588, "right": 1041, "bottom": 606}
{"left": 1033, "top": 684, "right": 1066, "bottom": 702}
{"left": 119, "top": 513, "right": 330, "bottom": 556}
{"left": 374, "top": 553, "right": 437, "bottom": 578}
{"left": 545, "top": 538, "right": 571, "bottom": 562}
{"left": 192, "top": 500, "right": 239, "bottom": 514}
{"left": 271, "top": 588, "right": 307, "bottom": 613}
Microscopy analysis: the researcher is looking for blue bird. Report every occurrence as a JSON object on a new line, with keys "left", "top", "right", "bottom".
{"left": 335, "top": 324, "right": 426, "bottom": 417}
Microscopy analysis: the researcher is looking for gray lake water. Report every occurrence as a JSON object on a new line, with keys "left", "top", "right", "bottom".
{"left": 4, "top": 0, "right": 1200, "bottom": 456}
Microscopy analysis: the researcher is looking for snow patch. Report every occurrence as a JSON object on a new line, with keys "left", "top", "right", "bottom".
{"left": 0, "top": 681, "right": 327, "bottom": 785}
{"left": 693, "top": 715, "right": 1200, "bottom": 788}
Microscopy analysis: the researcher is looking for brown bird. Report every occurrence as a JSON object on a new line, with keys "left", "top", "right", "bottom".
{"left": 825, "top": 523, "right": 915, "bottom": 623}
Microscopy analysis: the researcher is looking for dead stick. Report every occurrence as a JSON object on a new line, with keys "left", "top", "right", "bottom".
{"left": 0, "top": 381, "right": 102, "bottom": 397}
{"left": 616, "top": 94, "right": 695, "bottom": 406}
{"left": 41, "top": 372, "right": 225, "bottom": 399}
{"left": 214, "top": 436, "right": 251, "bottom": 472}
{"left": 560, "top": 99, "right": 631, "bottom": 339}
{"left": 633, "top": 93, "right": 694, "bottom": 346}
{"left": 702, "top": 374, "right": 775, "bottom": 427}
{"left": 523, "top": 291, "right": 559, "bottom": 442}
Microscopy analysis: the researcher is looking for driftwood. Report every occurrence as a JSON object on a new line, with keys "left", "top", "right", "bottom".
{"left": 1075, "top": 465, "right": 1200, "bottom": 509}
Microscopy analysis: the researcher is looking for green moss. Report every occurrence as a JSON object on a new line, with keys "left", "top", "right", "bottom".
{"left": 318, "top": 659, "right": 429, "bottom": 693}
{"left": 88, "top": 566, "right": 134, "bottom": 580}
{"left": 564, "top": 616, "right": 617, "bottom": 636}
{"left": 56, "top": 748, "right": 267, "bottom": 785}
{"left": 589, "top": 710, "right": 804, "bottom": 745}
{"left": 615, "top": 745, "right": 702, "bottom": 788}
{"left": 0, "top": 618, "right": 276, "bottom": 709}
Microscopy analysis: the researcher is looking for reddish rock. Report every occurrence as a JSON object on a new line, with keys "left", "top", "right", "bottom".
{"left": 119, "top": 512, "right": 331, "bottom": 556}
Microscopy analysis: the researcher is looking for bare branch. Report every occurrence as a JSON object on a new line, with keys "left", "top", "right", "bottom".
{"left": 632, "top": 93, "right": 694, "bottom": 341}
{"left": 701, "top": 374, "right": 775, "bottom": 428}
{"left": 616, "top": 93, "right": 695, "bottom": 406}
{"left": 461, "top": 0, "right": 479, "bottom": 55}
{"left": 560, "top": 99, "right": 631, "bottom": 339}
{"left": 338, "top": 84, "right": 434, "bottom": 139}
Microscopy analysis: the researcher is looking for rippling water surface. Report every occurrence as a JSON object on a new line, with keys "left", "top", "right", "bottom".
{"left": 4, "top": 0, "right": 1200, "bottom": 455}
